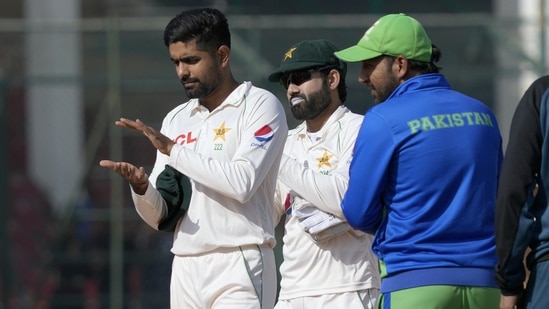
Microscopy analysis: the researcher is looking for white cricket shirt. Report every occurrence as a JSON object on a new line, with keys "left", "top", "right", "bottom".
{"left": 133, "top": 81, "right": 288, "bottom": 256}
{"left": 274, "top": 105, "right": 380, "bottom": 299}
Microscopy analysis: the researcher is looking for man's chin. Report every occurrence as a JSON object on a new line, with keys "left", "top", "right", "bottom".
{"left": 184, "top": 90, "right": 197, "bottom": 99}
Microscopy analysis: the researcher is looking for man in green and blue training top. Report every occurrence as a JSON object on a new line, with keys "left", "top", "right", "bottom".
{"left": 336, "top": 13, "right": 503, "bottom": 309}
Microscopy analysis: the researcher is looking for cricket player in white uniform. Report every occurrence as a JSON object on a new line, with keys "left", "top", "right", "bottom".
{"left": 99, "top": 8, "right": 287, "bottom": 309}
{"left": 268, "top": 40, "right": 380, "bottom": 308}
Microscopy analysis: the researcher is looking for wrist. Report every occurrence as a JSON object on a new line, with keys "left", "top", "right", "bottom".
{"left": 132, "top": 181, "right": 148, "bottom": 195}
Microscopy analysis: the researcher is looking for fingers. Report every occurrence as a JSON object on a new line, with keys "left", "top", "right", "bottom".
{"left": 112, "top": 117, "right": 159, "bottom": 139}
{"left": 99, "top": 160, "right": 130, "bottom": 174}
{"left": 100, "top": 161, "right": 149, "bottom": 195}
{"left": 99, "top": 160, "right": 147, "bottom": 181}
{"left": 100, "top": 160, "right": 137, "bottom": 175}
{"left": 115, "top": 118, "right": 161, "bottom": 142}
{"left": 99, "top": 159, "right": 115, "bottom": 168}
{"left": 111, "top": 117, "right": 173, "bottom": 155}
{"left": 135, "top": 166, "right": 147, "bottom": 181}
{"left": 114, "top": 118, "right": 146, "bottom": 132}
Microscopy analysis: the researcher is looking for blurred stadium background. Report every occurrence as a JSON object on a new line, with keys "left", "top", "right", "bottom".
{"left": 0, "top": 0, "right": 546, "bottom": 308}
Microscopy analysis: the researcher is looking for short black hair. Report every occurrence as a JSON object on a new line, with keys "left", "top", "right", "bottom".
{"left": 408, "top": 44, "right": 443, "bottom": 74}
{"left": 163, "top": 8, "right": 230, "bottom": 54}
{"left": 323, "top": 70, "right": 348, "bottom": 103}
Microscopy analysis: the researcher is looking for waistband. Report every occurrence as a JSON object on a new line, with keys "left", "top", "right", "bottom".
{"left": 179, "top": 244, "right": 273, "bottom": 257}
{"left": 382, "top": 267, "right": 497, "bottom": 293}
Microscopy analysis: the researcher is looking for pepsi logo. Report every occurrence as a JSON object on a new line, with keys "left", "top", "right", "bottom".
{"left": 254, "top": 125, "right": 274, "bottom": 143}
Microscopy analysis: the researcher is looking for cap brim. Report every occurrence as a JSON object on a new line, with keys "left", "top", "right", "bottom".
{"left": 267, "top": 61, "right": 330, "bottom": 82}
{"left": 334, "top": 45, "right": 382, "bottom": 62}
{"left": 267, "top": 71, "right": 284, "bottom": 82}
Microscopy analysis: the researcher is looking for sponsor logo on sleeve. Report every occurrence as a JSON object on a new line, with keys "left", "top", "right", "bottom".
{"left": 284, "top": 193, "right": 293, "bottom": 215}
{"left": 251, "top": 125, "right": 274, "bottom": 150}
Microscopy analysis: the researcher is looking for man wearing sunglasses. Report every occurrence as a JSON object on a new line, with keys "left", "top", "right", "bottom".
{"left": 268, "top": 39, "right": 380, "bottom": 309}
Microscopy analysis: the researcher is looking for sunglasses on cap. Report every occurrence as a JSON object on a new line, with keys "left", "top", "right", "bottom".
{"left": 280, "top": 65, "right": 337, "bottom": 90}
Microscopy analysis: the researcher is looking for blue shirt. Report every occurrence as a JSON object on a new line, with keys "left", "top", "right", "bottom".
{"left": 342, "top": 73, "right": 503, "bottom": 292}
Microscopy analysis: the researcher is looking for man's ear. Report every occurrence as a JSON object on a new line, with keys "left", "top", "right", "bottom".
{"left": 217, "top": 45, "right": 231, "bottom": 67}
{"left": 328, "top": 69, "right": 340, "bottom": 90}
{"left": 393, "top": 55, "right": 410, "bottom": 79}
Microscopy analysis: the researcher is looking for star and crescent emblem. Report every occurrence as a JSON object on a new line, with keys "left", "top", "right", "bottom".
{"left": 213, "top": 121, "right": 232, "bottom": 141}
{"left": 316, "top": 150, "right": 333, "bottom": 168}
{"left": 284, "top": 47, "right": 297, "bottom": 61}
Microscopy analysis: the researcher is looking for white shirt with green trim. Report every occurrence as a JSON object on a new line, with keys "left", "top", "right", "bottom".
{"left": 132, "top": 81, "right": 288, "bottom": 256}
{"left": 274, "top": 105, "right": 380, "bottom": 299}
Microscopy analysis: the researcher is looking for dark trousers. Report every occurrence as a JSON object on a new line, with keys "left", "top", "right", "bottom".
{"left": 522, "top": 260, "right": 549, "bottom": 309}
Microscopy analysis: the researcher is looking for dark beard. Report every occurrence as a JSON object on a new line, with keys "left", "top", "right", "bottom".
{"left": 290, "top": 81, "right": 331, "bottom": 121}
{"left": 376, "top": 77, "right": 399, "bottom": 103}
{"left": 181, "top": 66, "right": 222, "bottom": 99}
{"left": 375, "top": 60, "right": 400, "bottom": 103}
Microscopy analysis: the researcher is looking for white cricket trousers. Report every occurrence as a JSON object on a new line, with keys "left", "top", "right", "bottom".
{"left": 170, "top": 245, "right": 277, "bottom": 309}
{"left": 274, "top": 289, "right": 379, "bottom": 309}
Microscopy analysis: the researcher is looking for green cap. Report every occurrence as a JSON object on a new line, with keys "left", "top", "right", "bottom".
{"left": 268, "top": 39, "right": 346, "bottom": 82}
{"left": 334, "top": 13, "right": 432, "bottom": 63}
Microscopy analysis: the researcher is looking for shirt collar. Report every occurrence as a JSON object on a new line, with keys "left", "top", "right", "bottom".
{"left": 296, "top": 105, "right": 350, "bottom": 138}
{"left": 188, "top": 81, "right": 253, "bottom": 112}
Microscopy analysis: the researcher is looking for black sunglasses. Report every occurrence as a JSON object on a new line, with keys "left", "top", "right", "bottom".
{"left": 279, "top": 65, "right": 337, "bottom": 89}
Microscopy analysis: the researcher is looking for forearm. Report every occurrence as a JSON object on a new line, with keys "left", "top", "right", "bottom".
{"left": 278, "top": 155, "right": 347, "bottom": 217}
{"left": 131, "top": 183, "right": 167, "bottom": 230}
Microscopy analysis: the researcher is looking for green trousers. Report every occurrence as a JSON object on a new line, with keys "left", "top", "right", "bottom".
{"left": 378, "top": 285, "right": 500, "bottom": 309}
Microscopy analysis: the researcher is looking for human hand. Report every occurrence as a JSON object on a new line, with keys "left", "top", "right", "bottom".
{"left": 115, "top": 118, "right": 174, "bottom": 156}
{"left": 99, "top": 160, "right": 149, "bottom": 195}
{"left": 499, "top": 294, "right": 518, "bottom": 309}
{"left": 292, "top": 204, "right": 351, "bottom": 242}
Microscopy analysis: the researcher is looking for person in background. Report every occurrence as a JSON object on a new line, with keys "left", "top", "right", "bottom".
{"left": 335, "top": 13, "right": 503, "bottom": 309}
{"left": 99, "top": 8, "right": 288, "bottom": 308}
{"left": 268, "top": 39, "right": 380, "bottom": 309}
{"left": 495, "top": 75, "right": 549, "bottom": 309}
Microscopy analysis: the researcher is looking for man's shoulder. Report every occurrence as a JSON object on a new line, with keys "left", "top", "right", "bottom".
{"left": 532, "top": 75, "right": 549, "bottom": 87}
{"left": 245, "top": 82, "right": 279, "bottom": 101}
{"left": 336, "top": 107, "right": 364, "bottom": 128}
{"left": 342, "top": 110, "right": 364, "bottom": 122}
{"left": 287, "top": 123, "right": 306, "bottom": 137}
{"left": 526, "top": 75, "right": 549, "bottom": 99}
{"left": 241, "top": 82, "right": 285, "bottom": 116}
{"left": 164, "top": 100, "right": 195, "bottom": 123}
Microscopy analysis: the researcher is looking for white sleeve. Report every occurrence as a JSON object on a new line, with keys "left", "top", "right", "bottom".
{"left": 131, "top": 181, "right": 168, "bottom": 230}
{"left": 168, "top": 93, "right": 287, "bottom": 203}
{"left": 278, "top": 154, "right": 350, "bottom": 217}
{"left": 130, "top": 121, "right": 173, "bottom": 230}
{"left": 273, "top": 181, "right": 288, "bottom": 225}
{"left": 277, "top": 115, "right": 360, "bottom": 218}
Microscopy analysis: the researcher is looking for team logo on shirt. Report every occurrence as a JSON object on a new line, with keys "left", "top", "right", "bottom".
{"left": 251, "top": 125, "right": 274, "bottom": 150}
{"left": 316, "top": 150, "right": 333, "bottom": 169}
{"left": 213, "top": 122, "right": 232, "bottom": 141}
